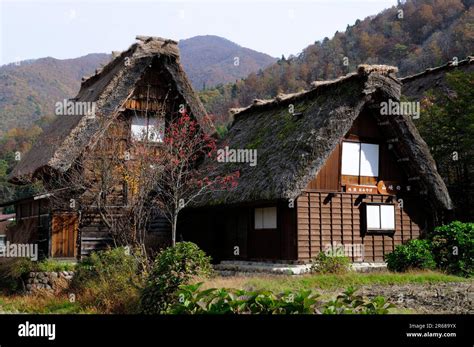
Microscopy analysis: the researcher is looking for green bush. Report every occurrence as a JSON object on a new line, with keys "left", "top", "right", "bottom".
{"left": 71, "top": 247, "right": 145, "bottom": 313}
{"left": 429, "top": 221, "right": 473, "bottom": 277}
{"left": 386, "top": 239, "right": 436, "bottom": 272}
{"left": 0, "top": 258, "right": 33, "bottom": 293}
{"left": 311, "top": 252, "right": 351, "bottom": 274}
{"left": 166, "top": 283, "right": 394, "bottom": 315}
{"left": 140, "top": 242, "right": 212, "bottom": 314}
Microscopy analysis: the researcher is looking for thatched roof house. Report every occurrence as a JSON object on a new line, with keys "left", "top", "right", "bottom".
{"left": 196, "top": 65, "right": 452, "bottom": 211}
{"left": 6, "top": 36, "right": 211, "bottom": 259}
{"left": 9, "top": 36, "right": 211, "bottom": 184}
{"left": 181, "top": 64, "right": 453, "bottom": 263}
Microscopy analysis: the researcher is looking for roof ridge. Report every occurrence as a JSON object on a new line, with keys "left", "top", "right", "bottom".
{"left": 230, "top": 64, "right": 399, "bottom": 119}
{"left": 401, "top": 56, "right": 474, "bottom": 82}
{"left": 80, "top": 36, "right": 181, "bottom": 88}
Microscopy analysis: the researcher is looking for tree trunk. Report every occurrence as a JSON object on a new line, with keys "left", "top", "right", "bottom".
{"left": 171, "top": 214, "right": 178, "bottom": 247}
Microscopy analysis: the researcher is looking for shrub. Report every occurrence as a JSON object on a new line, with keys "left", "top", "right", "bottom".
{"left": 311, "top": 252, "right": 351, "bottom": 274}
{"left": 429, "top": 221, "right": 473, "bottom": 277}
{"left": 140, "top": 242, "right": 212, "bottom": 314}
{"left": 386, "top": 239, "right": 436, "bottom": 272}
{"left": 35, "top": 259, "right": 75, "bottom": 273}
{"left": 71, "top": 247, "right": 145, "bottom": 314}
{"left": 166, "top": 283, "right": 394, "bottom": 315}
{"left": 0, "top": 258, "right": 33, "bottom": 293}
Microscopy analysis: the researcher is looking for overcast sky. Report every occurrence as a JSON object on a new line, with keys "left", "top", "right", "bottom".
{"left": 0, "top": 0, "right": 397, "bottom": 66}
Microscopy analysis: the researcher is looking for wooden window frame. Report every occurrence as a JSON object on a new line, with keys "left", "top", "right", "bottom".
{"left": 362, "top": 202, "right": 396, "bottom": 235}
{"left": 254, "top": 206, "right": 278, "bottom": 231}
{"left": 131, "top": 115, "right": 165, "bottom": 143}
{"left": 341, "top": 140, "right": 380, "bottom": 178}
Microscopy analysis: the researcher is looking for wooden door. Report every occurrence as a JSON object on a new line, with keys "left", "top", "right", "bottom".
{"left": 51, "top": 212, "right": 78, "bottom": 258}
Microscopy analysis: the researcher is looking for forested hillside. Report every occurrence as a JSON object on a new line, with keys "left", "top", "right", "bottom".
{"left": 201, "top": 0, "right": 473, "bottom": 122}
{"left": 179, "top": 35, "right": 276, "bottom": 90}
{"left": 0, "top": 54, "right": 110, "bottom": 136}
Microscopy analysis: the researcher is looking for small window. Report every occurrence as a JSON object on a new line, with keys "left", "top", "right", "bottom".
{"left": 254, "top": 207, "right": 277, "bottom": 229}
{"left": 131, "top": 116, "right": 165, "bottom": 142}
{"left": 365, "top": 203, "right": 395, "bottom": 232}
{"left": 341, "top": 142, "right": 379, "bottom": 177}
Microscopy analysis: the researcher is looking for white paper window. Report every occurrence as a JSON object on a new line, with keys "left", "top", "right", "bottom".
{"left": 366, "top": 204, "right": 395, "bottom": 231}
{"left": 131, "top": 116, "right": 165, "bottom": 142}
{"left": 341, "top": 141, "right": 379, "bottom": 177}
{"left": 380, "top": 205, "right": 395, "bottom": 229}
{"left": 341, "top": 142, "right": 361, "bottom": 176}
{"left": 255, "top": 207, "right": 277, "bottom": 229}
{"left": 360, "top": 143, "right": 379, "bottom": 177}
{"left": 366, "top": 205, "right": 381, "bottom": 229}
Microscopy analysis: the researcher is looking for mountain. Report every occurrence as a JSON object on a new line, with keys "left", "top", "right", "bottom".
{"left": 201, "top": 0, "right": 473, "bottom": 122}
{"left": 0, "top": 36, "right": 275, "bottom": 135}
{"left": 0, "top": 54, "right": 110, "bottom": 135}
{"left": 178, "top": 35, "right": 276, "bottom": 90}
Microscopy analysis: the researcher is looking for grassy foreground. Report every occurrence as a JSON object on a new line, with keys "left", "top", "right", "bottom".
{"left": 202, "top": 271, "right": 468, "bottom": 292}
{"left": 0, "top": 271, "right": 468, "bottom": 314}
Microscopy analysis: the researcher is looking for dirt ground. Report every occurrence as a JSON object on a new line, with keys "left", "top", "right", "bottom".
{"left": 357, "top": 282, "right": 473, "bottom": 314}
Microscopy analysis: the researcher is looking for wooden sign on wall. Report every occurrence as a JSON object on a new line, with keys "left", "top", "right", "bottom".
{"left": 377, "top": 180, "right": 402, "bottom": 195}
{"left": 345, "top": 184, "right": 378, "bottom": 194}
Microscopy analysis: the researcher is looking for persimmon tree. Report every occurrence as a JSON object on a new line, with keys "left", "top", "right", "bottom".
{"left": 151, "top": 109, "right": 239, "bottom": 247}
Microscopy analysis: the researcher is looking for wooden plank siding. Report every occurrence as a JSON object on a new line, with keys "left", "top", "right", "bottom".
{"left": 296, "top": 110, "right": 425, "bottom": 262}
{"left": 8, "top": 198, "right": 50, "bottom": 259}
{"left": 296, "top": 192, "right": 422, "bottom": 262}
{"left": 306, "top": 143, "right": 341, "bottom": 191}
{"left": 179, "top": 201, "right": 297, "bottom": 263}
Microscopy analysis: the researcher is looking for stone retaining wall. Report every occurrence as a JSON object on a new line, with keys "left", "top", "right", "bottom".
{"left": 26, "top": 271, "right": 74, "bottom": 294}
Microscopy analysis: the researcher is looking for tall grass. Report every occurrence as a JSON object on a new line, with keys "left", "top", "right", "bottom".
{"left": 203, "top": 271, "right": 468, "bottom": 292}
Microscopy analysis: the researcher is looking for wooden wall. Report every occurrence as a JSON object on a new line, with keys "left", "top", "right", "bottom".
{"left": 9, "top": 198, "right": 50, "bottom": 259}
{"left": 296, "top": 192, "right": 424, "bottom": 262}
{"left": 180, "top": 201, "right": 297, "bottom": 263}
{"left": 306, "top": 143, "right": 341, "bottom": 191}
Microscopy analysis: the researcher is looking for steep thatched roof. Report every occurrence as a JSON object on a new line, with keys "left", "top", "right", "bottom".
{"left": 195, "top": 65, "right": 453, "bottom": 211}
{"left": 402, "top": 56, "right": 474, "bottom": 99}
{"left": 9, "top": 36, "right": 210, "bottom": 184}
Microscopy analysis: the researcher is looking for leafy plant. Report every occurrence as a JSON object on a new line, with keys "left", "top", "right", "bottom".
{"left": 166, "top": 283, "right": 320, "bottom": 314}
{"left": 386, "top": 239, "right": 436, "bottom": 272}
{"left": 311, "top": 252, "right": 351, "bottom": 274}
{"left": 140, "top": 242, "right": 213, "bottom": 314}
{"left": 166, "top": 283, "right": 393, "bottom": 315}
{"left": 322, "top": 286, "right": 394, "bottom": 314}
{"left": 70, "top": 247, "right": 145, "bottom": 314}
{"left": 429, "top": 221, "right": 473, "bottom": 277}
